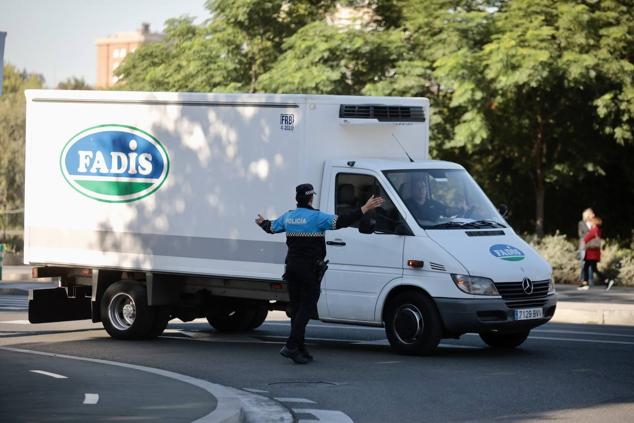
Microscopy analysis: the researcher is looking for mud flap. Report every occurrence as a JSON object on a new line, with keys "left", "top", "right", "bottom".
{"left": 28, "top": 287, "right": 92, "bottom": 323}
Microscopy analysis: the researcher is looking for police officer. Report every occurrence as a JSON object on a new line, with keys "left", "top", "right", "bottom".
{"left": 255, "top": 183, "right": 384, "bottom": 364}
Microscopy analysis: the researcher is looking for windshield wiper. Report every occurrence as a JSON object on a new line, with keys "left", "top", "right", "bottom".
{"left": 426, "top": 219, "right": 506, "bottom": 229}
{"left": 427, "top": 221, "right": 480, "bottom": 229}
{"left": 468, "top": 219, "right": 507, "bottom": 228}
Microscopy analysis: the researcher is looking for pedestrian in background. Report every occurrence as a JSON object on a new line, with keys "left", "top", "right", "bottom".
{"left": 579, "top": 216, "right": 605, "bottom": 290}
{"left": 577, "top": 208, "right": 594, "bottom": 288}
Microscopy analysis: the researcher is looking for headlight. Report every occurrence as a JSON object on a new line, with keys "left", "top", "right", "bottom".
{"left": 548, "top": 278, "right": 556, "bottom": 294}
{"left": 451, "top": 274, "right": 499, "bottom": 296}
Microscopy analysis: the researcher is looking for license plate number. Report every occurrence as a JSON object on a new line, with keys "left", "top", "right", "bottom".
{"left": 514, "top": 308, "right": 543, "bottom": 320}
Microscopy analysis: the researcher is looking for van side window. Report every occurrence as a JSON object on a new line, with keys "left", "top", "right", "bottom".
{"left": 335, "top": 173, "right": 405, "bottom": 233}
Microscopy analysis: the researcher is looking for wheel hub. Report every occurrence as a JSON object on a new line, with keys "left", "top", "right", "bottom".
{"left": 393, "top": 304, "right": 424, "bottom": 344}
{"left": 108, "top": 293, "right": 137, "bottom": 331}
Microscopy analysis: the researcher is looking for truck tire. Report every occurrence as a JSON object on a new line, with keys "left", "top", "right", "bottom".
{"left": 479, "top": 330, "right": 530, "bottom": 349}
{"left": 384, "top": 291, "right": 442, "bottom": 355}
{"left": 207, "top": 307, "right": 256, "bottom": 332}
{"left": 145, "top": 308, "right": 171, "bottom": 339}
{"left": 101, "top": 281, "right": 155, "bottom": 340}
{"left": 247, "top": 306, "right": 268, "bottom": 331}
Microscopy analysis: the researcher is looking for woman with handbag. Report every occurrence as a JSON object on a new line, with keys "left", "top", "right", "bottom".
{"left": 578, "top": 216, "right": 604, "bottom": 290}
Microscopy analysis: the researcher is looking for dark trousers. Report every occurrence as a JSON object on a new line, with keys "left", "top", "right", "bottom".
{"left": 284, "top": 261, "right": 321, "bottom": 350}
{"left": 581, "top": 260, "right": 604, "bottom": 286}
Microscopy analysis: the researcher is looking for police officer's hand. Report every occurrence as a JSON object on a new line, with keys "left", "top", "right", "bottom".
{"left": 361, "top": 195, "right": 385, "bottom": 214}
{"left": 255, "top": 214, "right": 265, "bottom": 225}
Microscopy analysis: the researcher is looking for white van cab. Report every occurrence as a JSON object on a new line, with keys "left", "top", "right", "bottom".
{"left": 24, "top": 90, "right": 556, "bottom": 354}
{"left": 319, "top": 159, "right": 556, "bottom": 353}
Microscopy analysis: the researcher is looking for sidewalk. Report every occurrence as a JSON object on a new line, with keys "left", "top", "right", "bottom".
{"left": 552, "top": 284, "right": 634, "bottom": 326}
{"left": 2, "top": 265, "right": 633, "bottom": 326}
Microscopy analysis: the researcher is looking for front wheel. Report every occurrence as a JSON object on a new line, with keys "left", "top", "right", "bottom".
{"left": 479, "top": 330, "right": 530, "bottom": 348}
{"left": 384, "top": 291, "right": 442, "bottom": 355}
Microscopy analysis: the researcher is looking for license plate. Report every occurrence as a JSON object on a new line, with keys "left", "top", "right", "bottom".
{"left": 514, "top": 308, "right": 544, "bottom": 320}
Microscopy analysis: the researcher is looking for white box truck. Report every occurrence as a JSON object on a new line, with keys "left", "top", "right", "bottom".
{"left": 25, "top": 90, "right": 556, "bottom": 353}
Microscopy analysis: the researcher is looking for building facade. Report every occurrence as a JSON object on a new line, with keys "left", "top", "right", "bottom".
{"left": 96, "top": 23, "right": 162, "bottom": 88}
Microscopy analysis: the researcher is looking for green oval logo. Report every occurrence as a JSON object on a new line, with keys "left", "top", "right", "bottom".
{"left": 60, "top": 124, "right": 170, "bottom": 203}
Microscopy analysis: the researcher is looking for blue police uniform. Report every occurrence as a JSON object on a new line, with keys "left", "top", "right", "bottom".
{"left": 259, "top": 189, "right": 363, "bottom": 360}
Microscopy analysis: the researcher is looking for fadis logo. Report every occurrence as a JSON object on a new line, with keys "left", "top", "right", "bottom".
{"left": 60, "top": 124, "right": 169, "bottom": 203}
{"left": 489, "top": 244, "right": 525, "bottom": 262}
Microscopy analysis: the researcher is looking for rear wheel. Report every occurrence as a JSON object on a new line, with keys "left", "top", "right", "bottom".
{"left": 384, "top": 291, "right": 442, "bottom": 355}
{"left": 479, "top": 330, "right": 530, "bottom": 348}
{"left": 206, "top": 306, "right": 256, "bottom": 332}
{"left": 145, "top": 308, "right": 171, "bottom": 339}
{"left": 246, "top": 306, "right": 268, "bottom": 331}
{"left": 101, "top": 281, "right": 155, "bottom": 340}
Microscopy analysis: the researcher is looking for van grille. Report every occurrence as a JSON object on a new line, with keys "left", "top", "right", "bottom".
{"left": 494, "top": 280, "right": 550, "bottom": 309}
{"left": 339, "top": 104, "right": 426, "bottom": 122}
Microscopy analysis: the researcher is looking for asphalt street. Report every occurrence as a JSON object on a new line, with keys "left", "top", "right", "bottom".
{"left": 0, "top": 349, "right": 216, "bottom": 422}
{"left": 1, "top": 308, "right": 633, "bottom": 422}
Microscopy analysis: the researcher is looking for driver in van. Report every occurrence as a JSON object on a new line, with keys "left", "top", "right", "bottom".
{"left": 403, "top": 177, "right": 447, "bottom": 222}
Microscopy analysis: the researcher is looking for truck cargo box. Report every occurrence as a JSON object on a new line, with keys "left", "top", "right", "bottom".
{"left": 24, "top": 90, "right": 429, "bottom": 280}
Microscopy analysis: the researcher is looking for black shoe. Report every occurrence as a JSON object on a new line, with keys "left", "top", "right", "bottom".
{"left": 299, "top": 346, "right": 313, "bottom": 362}
{"left": 280, "top": 346, "right": 309, "bottom": 364}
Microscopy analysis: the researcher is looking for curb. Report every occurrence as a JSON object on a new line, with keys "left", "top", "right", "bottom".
{"left": 0, "top": 346, "right": 294, "bottom": 423}
{"left": 552, "top": 302, "right": 634, "bottom": 326}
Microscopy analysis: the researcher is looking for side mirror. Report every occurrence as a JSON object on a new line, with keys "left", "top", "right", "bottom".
{"left": 358, "top": 215, "right": 376, "bottom": 234}
{"left": 498, "top": 203, "right": 509, "bottom": 219}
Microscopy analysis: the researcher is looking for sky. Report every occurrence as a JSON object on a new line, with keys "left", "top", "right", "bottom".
{"left": 0, "top": 0, "right": 210, "bottom": 87}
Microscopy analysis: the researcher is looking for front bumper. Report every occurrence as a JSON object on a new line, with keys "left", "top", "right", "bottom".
{"left": 436, "top": 294, "right": 557, "bottom": 336}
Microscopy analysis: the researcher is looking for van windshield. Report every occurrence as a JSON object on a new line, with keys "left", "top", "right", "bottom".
{"left": 383, "top": 169, "right": 506, "bottom": 229}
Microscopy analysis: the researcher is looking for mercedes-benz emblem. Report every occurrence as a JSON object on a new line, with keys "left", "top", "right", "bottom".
{"left": 522, "top": 278, "right": 534, "bottom": 295}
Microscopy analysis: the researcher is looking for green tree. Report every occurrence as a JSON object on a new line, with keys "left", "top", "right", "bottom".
{"left": 57, "top": 76, "right": 92, "bottom": 90}
{"left": 0, "top": 64, "right": 44, "bottom": 235}
{"left": 116, "top": 1, "right": 337, "bottom": 92}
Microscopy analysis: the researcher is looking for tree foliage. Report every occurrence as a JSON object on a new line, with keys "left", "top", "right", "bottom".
{"left": 114, "top": 0, "right": 634, "bottom": 239}
{"left": 0, "top": 64, "right": 44, "bottom": 233}
{"left": 56, "top": 76, "right": 92, "bottom": 90}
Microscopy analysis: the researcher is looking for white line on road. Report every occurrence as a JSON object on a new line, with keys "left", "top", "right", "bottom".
{"left": 533, "top": 328, "right": 634, "bottom": 338}
{"left": 528, "top": 335, "right": 634, "bottom": 346}
{"left": 3, "top": 347, "right": 278, "bottom": 423}
{"left": 1, "top": 320, "right": 31, "bottom": 324}
{"left": 83, "top": 393, "right": 99, "bottom": 405}
{"left": 30, "top": 370, "right": 68, "bottom": 379}
{"left": 294, "top": 408, "right": 354, "bottom": 423}
{"left": 376, "top": 361, "right": 401, "bottom": 364}
{"left": 244, "top": 388, "right": 269, "bottom": 393}
{"left": 276, "top": 398, "right": 316, "bottom": 404}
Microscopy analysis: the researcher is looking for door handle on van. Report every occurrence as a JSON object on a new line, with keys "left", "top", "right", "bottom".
{"left": 327, "top": 240, "right": 346, "bottom": 246}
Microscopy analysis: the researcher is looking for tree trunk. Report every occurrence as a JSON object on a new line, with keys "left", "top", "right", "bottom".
{"left": 532, "top": 112, "right": 546, "bottom": 237}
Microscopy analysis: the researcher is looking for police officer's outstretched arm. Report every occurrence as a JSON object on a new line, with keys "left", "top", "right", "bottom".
{"left": 255, "top": 212, "right": 287, "bottom": 234}
{"left": 318, "top": 195, "right": 384, "bottom": 230}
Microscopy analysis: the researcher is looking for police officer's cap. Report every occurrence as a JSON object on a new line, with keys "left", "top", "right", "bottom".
{"left": 296, "top": 183, "right": 316, "bottom": 196}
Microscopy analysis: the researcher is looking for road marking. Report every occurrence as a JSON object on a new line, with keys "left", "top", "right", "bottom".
{"left": 83, "top": 393, "right": 99, "bottom": 405}
{"left": 528, "top": 336, "right": 634, "bottom": 346}
{"left": 376, "top": 361, "right": 401, "bottom": 364}
{"left": 533, "top": 328, "right": 634, "bottom": 338}
{"left": 294, "top": 408, "right": 354, "bottom": 423}
{"left": 244, "top": 388, "right": 268, "bottom": 393}
{"left": 0, "top": 320, "right": 31, "bottom": 324}
{"left": 30, "top": 370, "right": 68, "bottom": 379}
{"left": 276, "top": 397, "right": 316, "bottom": 404}
{"left": 4, "top": 347, "right": 292, "bottom": 423}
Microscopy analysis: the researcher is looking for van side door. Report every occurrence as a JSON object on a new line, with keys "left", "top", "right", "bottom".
{"left": 322, "top": 169, "right": 408, "bottom": 323}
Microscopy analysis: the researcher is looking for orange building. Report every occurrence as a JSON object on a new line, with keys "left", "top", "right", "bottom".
{"left": 96, "top": 23, "right": 163, "bottom": 88}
